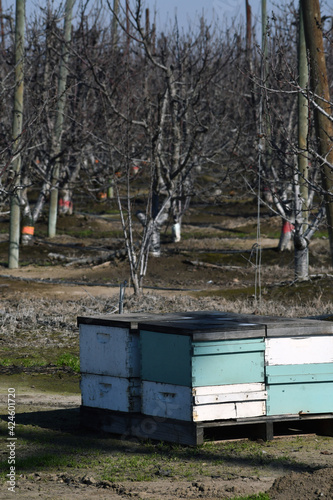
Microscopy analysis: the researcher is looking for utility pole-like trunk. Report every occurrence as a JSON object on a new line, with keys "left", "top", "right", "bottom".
{"left": 246, "top": 0, "right": 252, "bottom": 55}
{"left": 0, "top": 0, "right": 5, "bottom": 53}
{"left": 8, "top": 0, "right": 25, "bottom": 269}
{"left": 294, "top": 5, "right": 310, "bottom": 280}
{"left": 301, "top": 0, "right": 333, "bottom": 265}
{"left": 260, "top": 0, "right": 268, "bottom": 146}
{"left": 111, "top": 0, "right": 119, "bottom": 49}
{"left": 48, "top": 0, "right": 75, "bottom": 238}
{"left": 245, "top": 0, "right": 257, "bottom": 126}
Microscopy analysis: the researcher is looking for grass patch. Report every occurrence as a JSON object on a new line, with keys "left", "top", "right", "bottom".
{"left": 192, "top": 286, "right": 256, "bottom": 300}
{"left": 233, "top": 495, "right": 270, "bottom": 500}
{"left": 198, "top": 251, "right": 250, "bottom": 267}
{"left": 267, "top": 277, "right": 333, "bottom": 305}
{"left": 0, "top": 372, "right": 80, "bottom": 395}
{"left": 0, "top": 424, "right": 312, "bottom": 484}
{"left": 56, "top": 353, "right": 80, "bottom": 372}
{"left": 182, "top": 230, "right": 250, "bottom": 240}
{"left": 0, "top": 358, "right": 11, "bottom": 367}
{"left": 0, "top": 356, "right": 48, "bottom": 368}
{"left": 58, "top": 228, "right": 123, "bottom": 239}
{"left": 0, "top": 452, "right": 80, "bottom": 476}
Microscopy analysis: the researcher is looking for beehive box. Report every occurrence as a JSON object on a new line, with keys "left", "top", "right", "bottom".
{"left": 213, "top": 314, "right": 333, "bottom": 417}
{"left": 139, "top": 314, "right": 267, "bottom": 422}
{"left": 263, "top": 317, "right": 333, "bottom": 416}
{"left": 78, "top": 312, "right": 199, "bottom": 413}
{"left": 80, "top": 374, "right": 141, "bottom": 412}
{"left": 78, "top": 313, "right": 160, "bottom": 413}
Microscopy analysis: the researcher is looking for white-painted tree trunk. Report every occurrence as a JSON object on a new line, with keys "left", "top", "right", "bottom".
{"left": 59, "top": 186, "right": 73, "bottom": 215}
{"left": 48, "top": 0, "right": 75, "bottom": 238}
{"left": 8, "top": 0, "right": 25, "bottom": 267}
{"left": 294, "top": 6, "right": 310, "bottom": 281}
{"left": 171, "top": 221, "right": 181, "bottom": 243}
{"left": 278, "top": 219, "right": 294, "bottom": 251}
{"left": 294, "top": 244, "right": 309, "bottom": 281}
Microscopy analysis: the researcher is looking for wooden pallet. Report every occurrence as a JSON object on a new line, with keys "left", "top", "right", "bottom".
{"left": 80, "top": 405, "right": 333, "bottom": 446}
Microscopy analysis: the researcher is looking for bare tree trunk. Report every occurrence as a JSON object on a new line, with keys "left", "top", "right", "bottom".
{"left": 137, "top": 193, "right": 169, "bottom": 257}
{"left": 8, "top": 0, "right": 25, "bottom": 268}
{"left": 278, "top": 219, "right": 294, "bottom": 251}
{"left": 48, "top": 0, "right": 75, "bottom": 238}
{"left": 246, "top": 0, "right": 252, "bottom": 56}
{"left": 245, "top": 0, "right": 257, "bottom": 126}
{"left": 21, "top": 174, "right": 34, "bottom": 246}
{"left": 171, "top": 218, "right": 181, "bottom": 243}
{"left": 58, "top": 185, "right": 73, "bottom": 215}
{"left": 260, "top": 0, "right": 272, "bottom": 175}
{"left": 111, "top": 0, "right": 119, "bottom": 49}
{"left": 301, "top": 0, "right": 333, "bottom": 265}
{"left": 59, "top": 160, "right": 81, "bottom": 215}
{"left": 294, "top": 5, "right": 309, "bottom": 280}
{"left": 32, "top": 180, "right": 50, "bottom": 222}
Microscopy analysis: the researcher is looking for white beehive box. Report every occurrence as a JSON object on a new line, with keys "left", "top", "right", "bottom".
{"left": 141, "top": 380, "right": 266, "bottom": 422}
{"left": 79, "top": 323, "right": 140, "bottom": 377}
{"left": 78, "top": 313, "right": 164, "bottom": 377}
{"left": 81, "top": 374, "right": 140, "bottom": 412}
{"left": 78, "top": 314, "right": 162, "bottom": 413}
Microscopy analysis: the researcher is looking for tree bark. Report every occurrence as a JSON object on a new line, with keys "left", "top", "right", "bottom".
{"left": 48, "top": 0, "right": 75, "bottom": 238}
{"left": 278, "top": 219, "right": 294, "bottom": 251}
{"left": 111, "top": 0, "right": 119, "bottom": 49}
{"left": 294, "top": 4, "right": 310, "bottom": 280}
{"left": 8, "top": 0, "right": 25, "bottom": 268}
{"left": 137, "top": 193, "right": 169, "bottom": 257}
{"left": 171, "top": 220, "right": 181, "bottom": 243}
{"left": 300, "top": 0, "right": 333, "bottom": 265}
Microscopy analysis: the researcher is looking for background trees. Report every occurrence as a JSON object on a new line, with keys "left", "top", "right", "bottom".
{"left": 1, "top": 0, "right": 332, "bottom": 292}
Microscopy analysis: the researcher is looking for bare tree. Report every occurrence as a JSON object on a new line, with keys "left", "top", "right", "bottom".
{"left": 48, "top": 0, "right": 75, "bottom": 237}
{"left": 252, "top": 2, "right": 331, "bottom": 281}
{"left": 294, "top": 4, "right": 310, "bottom": 280}
{"left": 77, "top": 0, "right": 240, "bottom": 294}
{"left": 8, "top": 0, "right": 25, "bottom": 269}
{"left": 17, "top": 3, "right": 73, "bottom": 244}
{"left": 301, "top": 0, "right": 333, "bottom": 264}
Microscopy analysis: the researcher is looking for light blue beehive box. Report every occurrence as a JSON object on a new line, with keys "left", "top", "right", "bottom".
{"left": 139, "top": 313, "right": 333, "bottom": 422}
{"left": 139, "top": 312, "right": 267, "bottom": 422}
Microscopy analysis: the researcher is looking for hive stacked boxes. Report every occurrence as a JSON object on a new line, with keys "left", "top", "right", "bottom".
{"left": 77, "top": 312, "right": 333, "bottom": 444}
{"left": 139, "top": 316, "right": 267, "bottom": 422}
{"left": 79, "top": 314, "right": 156, "bottom": 413}
{"left": 264, "top": 319, "right": 333, "bottom": 416}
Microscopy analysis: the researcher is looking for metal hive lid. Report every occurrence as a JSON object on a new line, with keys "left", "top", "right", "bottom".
{"left": 77, "top": 311, "right": 333, "bottom": 339}
{"left": 138, "top": 311, "right": 333, "bottom": 340}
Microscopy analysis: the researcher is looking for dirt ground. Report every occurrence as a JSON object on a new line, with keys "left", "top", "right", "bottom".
{"left": 1, "top": 206, "right": 333, "bottom": 499}
{"left": 2, "top": 388, "right": 333, "bottom": 500}
{"left": 2, "top": 383, "right": 333, "bottom": 499}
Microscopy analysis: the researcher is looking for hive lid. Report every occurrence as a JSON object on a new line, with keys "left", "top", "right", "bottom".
{"left": 77, "top": 313, "right": 162, "bottom": 329}
{"left": 239, "top": 314, "right": 333, "bottom": 337}
{"left": 138, "top": 312, "right": 265, "bottom": 340}
{"left": 77, "top": 311, "right": 222, "bottom": 330}
{"left": 138, "top": 312, "right": 333, "bottom": 340}
{"left": 78, "top": 311, "right": 333, "bottom": 339}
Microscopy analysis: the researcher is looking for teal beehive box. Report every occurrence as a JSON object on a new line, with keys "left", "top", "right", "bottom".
{"left": 139, "top": 313, "right": 267, "bottom": 422}
{"left": 263, "top": 318, "right": 333, "bottom": 416}
{"left": 226, "top": 314, "right": 333, "bottom": 417}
